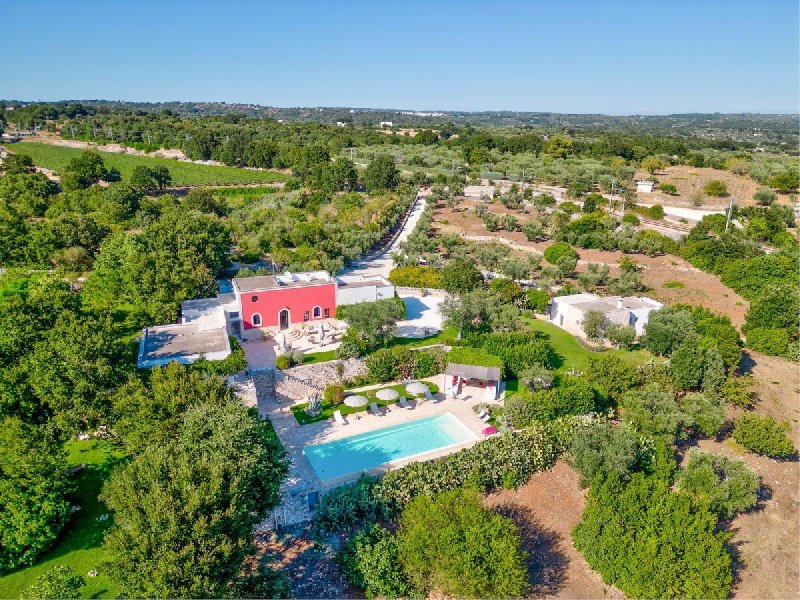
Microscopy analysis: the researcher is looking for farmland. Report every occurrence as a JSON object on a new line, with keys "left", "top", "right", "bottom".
{"left": 4, "top": 141, "right": 288, "bottom": 186}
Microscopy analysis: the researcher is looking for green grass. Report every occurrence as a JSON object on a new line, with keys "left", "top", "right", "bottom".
{"left": 386, "top": 327, "right": 457, "bottom": 350}
{"left": 303, "top": 349, "right": 338, "bottom": 365}
{"left": 663, "top": 280, "right": 686, "bottom": 289}
{"left": 8, "top": 141, "right": 288, "bottom": 187}
{"left": 0, "top": 439, "right": 127, "bottom": 599}
{"left": 291, "top": 381, "right": 439, "bottom": 425}
{"left": 524, "top": 318, "right": 654, "bottom": 372}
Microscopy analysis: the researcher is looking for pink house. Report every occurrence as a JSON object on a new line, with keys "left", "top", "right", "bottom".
{"left": 233, "top": 271, "right": 336, "bottom": 333}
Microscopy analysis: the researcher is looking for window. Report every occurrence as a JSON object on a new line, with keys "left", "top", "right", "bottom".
{"left": 252, "top": 313, "right": 262, "bottom": 326}
{"left": 251, "top": 295, "right": 258, "bottom": 303}
{"left": 303, "top": 311, "right": 310, "bottom": 322}
{"left": 313, "top": 305, "right": 321, "bottom": 318}
{"left": 229, "top": 311, "right": 240, "bottom": 319}
{"left": 324, "top": 308, "right": 330, "bottom": 318}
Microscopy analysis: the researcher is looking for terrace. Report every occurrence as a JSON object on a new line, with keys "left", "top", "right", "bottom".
{"left": 258, "top": 372, "right": 501, "bottom": 525}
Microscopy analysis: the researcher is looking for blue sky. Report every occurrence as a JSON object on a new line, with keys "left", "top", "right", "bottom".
{"left": 1, "top": 0, "right": 797, "bottom": 114}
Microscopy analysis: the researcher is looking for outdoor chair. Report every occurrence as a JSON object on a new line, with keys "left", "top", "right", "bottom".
{"left": 334, "top": 410, "right": 347, "bottom": 425}
{"left": 398, "top": 396, "right": 413, "bottom": 410}
{"left": 370, "top": 402, "right": 383, "bottom": 416}
{"left": 424, "top": 389, "right": 434, "bottom": 401}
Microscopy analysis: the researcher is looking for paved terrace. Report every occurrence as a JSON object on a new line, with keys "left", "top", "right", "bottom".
{"left": 255, "top": 372, "right": 500, "bottom": 526}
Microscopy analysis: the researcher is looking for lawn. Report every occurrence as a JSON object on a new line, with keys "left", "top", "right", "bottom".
{"left": 303, "top": 349, "right": 339, "bottom": 364}
{"left": 7, "top": 141, "right": 288, "bottom": 187}
{"left": 0, "top": 439, "right": 126, "bottom": 599}
{"left": 387, "top": 327, "right": 457, "bottom": 350}
{"left": 291, "top": 381, "right": 439, "bottom": 425}
{"left": 523, "top": 318, "right": 654, "bottom": 372}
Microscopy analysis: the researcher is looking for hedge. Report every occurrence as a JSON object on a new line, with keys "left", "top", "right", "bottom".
{"left": 446, "top": 346, "right": 503, "bottom": 369}
{"left": 461, "top": 331, "right": 555, "bottom": 378}
{"left": 365, "top": 347, "right": 448, "bottom": 383}
{"left": 388, "top": 266, "right": 443, "bottom": 289}
{"left": 375, "top": 426, "right": 555, "bottom": 509}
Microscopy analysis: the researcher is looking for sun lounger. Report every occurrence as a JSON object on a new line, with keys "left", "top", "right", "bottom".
{"left": 480, "top": 412, "right": 491, "bottom": 422}
{"left": 334, "top": 410, "right": 347, "bottom": 425}
{"left": 398, "top": 396, "right": 413, "bottom": 410}
{"left": 477, "top": 409, "right": 488, "bottom": 419}
{"left": 424, "top": 389, "right": 434, "bottom": 401}
{"left": 370, "top": 402, "right": 382, "bottom": 416}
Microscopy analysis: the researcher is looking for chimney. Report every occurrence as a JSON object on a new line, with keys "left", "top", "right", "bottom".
{"left": 617, "top": 298, "right": 624, "bottom": 310}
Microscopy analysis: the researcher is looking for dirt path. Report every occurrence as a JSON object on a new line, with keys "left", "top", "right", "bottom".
{"left": 484, "top": 461, "right": 624, "bottom": 599}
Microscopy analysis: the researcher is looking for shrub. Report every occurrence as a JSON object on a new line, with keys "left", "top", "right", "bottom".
{"left": 504, "top": 395, "right": 538, "bottom": 428}
{"left": 569, "top": 421, "right": 639, "bottom": 487}
{"left": 313, "top": 475, "right": 389, "bottom": 536}
{"left": 462, "top": 331, "right": 555, "bottom": 378}
{"left": 388, "top": 266, "right": 443, "bottom": 289}
{"left": 543, "top": 241, "right": 578, "bottom": 265}
{"left": 338, "top": 524, "right": 410, "bottom": 599}
{"left": 291, "top": 350, "right": 305, "bottom": 365}
{"left": 376, "top": 427, "right": 555, "bottom": 509}
{"left": 582, "top": 193, "right": 603, "bottom": 213}
{"left": 20, "top": 566, "right": 85, "bottom": 600}
{"left": 647, "top": 204, "right": 665, "bottom": 219}
{"left": 621, "top": 213, "right": 640, "bottom": 225}
{"left": 447, "top": 346, "right": 503, "bottom": 369}
{"left": 732, "top": 414, "right": 796, "bottom": 458}
{"left": 721, "top": 376, "right": 756, "bottom": 409}
{"left": 397, "top": 489, "right": 529, "bottom": 598}
{"left": 573, "top": 471, "right": 733, "bottom": 599}
{"left": 703, "top": 180, "right": 729, "bottom": 197}
{"left": 559, "top": 201, "right": 580, "bottom": 214}
{"left": 746, "top": 327, "right": 791, "bottom": 356}
{"left": 677, "top": 450, "right": 760, "bottom": 519}
{"left": 681, "top": 392, "right": 725, "bottom": 437}
{"left": 768, "top": 170, "right": 799, "bottom": 193}
{"left": 275, "top": 353, "right": 292, "bottom": 370}
{"left": 323, "top": 384, "right": 345, "bottom": 406}
{"left": 191, "top": 337, "right": 248, "bottom": 376}
{"left": 660, "top": 183, "right": 678, "bottom": 195}
{"left": 585, "top": 354, "right": 641, "bottom": 402}
{"left": 753, "top": 187, "right": 777, "bottom": 206}
{"left": 605, "top": 323, "right": 636, "bottom": 348}
{"left": 642, "top": 306, "right": 696, "bottom": 356}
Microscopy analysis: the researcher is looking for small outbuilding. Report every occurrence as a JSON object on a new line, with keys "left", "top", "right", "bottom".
{"left": 445, "top": 362, "right": 502, "bottom": 401}
{"left": 636, "top": 180, "right": 656, "bottom": 193}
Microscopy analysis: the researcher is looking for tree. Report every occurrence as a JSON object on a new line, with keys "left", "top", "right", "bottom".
{"left": 642, "top": 306, "right": 696, "bottom": 356}
{"left": 556, "top": 254, "right": 578, "bottom": 278}
{"left": 525, "top": 288, "right": 549, "bottom": 313}
{"left": 605, "top": 323, "right": 635, "bottom": 348}
{"left": 519, "top": 364, "right": 554, "bottom": 391}
{"left": 101, "top": 400, "right": 288, "bottom": 598}
{"left": 24, "top": 311, "right": 127, "bottom": 433}
{"left": 341, "top": 298, "right": 405, "bottom": 351}
{"left": 488, "top": 277, "right": 524, "bottom": 305}
{"left": 573, "top": 470, "right": 732, "bottom": 599}
{"left": 0, "top": 418, "right": 71, "bottom": 573}
{"left": 129, "top": 165, "right": 171, "bottom": 192}
{"left": 660, "top": 182, "right": 678, "bottom": 195}
{"left": 582, "top": 310, "right": 605, "bottom": 341}
{"left": 621, "top": 384, "right": 686, "bottom": 443}
{"left": 441, "top": 258, "right": 483, "bottom": 294}
{"left": 703, "top": 180, "right": 728, "bottom": 197}
{"left": 183, "top": 188, "right": 227, "bottom": 216}
{"left": 61, "top": 151, "right": 112, "bottom": 190}
{"left": 20, "top": 565, "right": 85, "bottom": 600}
{"left": 582, "top": 193, "right": 603, "bottom": 213}
{"left": 585, "top": 354, "right": 640, "bottom": 402}
{"left": 721, "top": 375, "right": 756, "bottom": 409}
{"left": 768, "top": 170, "right": 799, "bottom": 193}
{"left": 112, "top": 362, "right": 233, "bottom": 451}
{"left": 569, "top": 421, "right": 639, "bottom": 486}
{"left": 641, "top": 156, "right": 666, "bottom": 175}
{"left": 338, "top": 524, "right": 411, "bottom": 599}
{"left": 397, "top": 488, "right": 528, "bottom": 598}
{"left": 1, "top": 153, "right": 35, "bottom": 175}
{"left": 363, "top": 155, "right": 399, "bottom": 191}
{"left": 681, "top": 392, "right": 725, "bottom": 437}
{"left": 439, "top": 289, "right": 491, "bottom": 338}
{"left": 753, "top": 187, "right": 777, "bottom": 206}
{"left": 543, "top": 241, "right": 578, "bottom": 265}
{"left": 677, "top": 450, "right": 760, "bottom": 519}
{"left": 669, "top": 334, "right": 707, "bottom": 390}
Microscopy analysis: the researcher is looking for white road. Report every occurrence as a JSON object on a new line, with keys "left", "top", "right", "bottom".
{"left": 341, "top": 191, "right": 428, "bottom": 279}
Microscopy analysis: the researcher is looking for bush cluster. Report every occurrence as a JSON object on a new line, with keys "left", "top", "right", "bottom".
{"left": 376, "top": 427, "right": 555, "bottom": 509}
{"left": 732, "top": 414, "right": 796, "bottom": 458}
{"left": 388, "top": 266, "right": 443, "bottom": 288}
{"left": 365, "top": 347, "right": 447, "bottom": 383}
{"left": 460, "top": 331, "right": 554, "bottom": 378}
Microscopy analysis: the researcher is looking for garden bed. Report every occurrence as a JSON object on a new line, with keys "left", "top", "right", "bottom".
{"left": 290, "top": 381, "right": 439, "bottom": 425}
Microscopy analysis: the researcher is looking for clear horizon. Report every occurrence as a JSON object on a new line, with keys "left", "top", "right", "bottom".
{"left": 2, "top": 0, "right": 798, "bottom": 114}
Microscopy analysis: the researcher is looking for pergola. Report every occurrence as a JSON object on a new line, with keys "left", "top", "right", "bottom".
{"left": 445, "top": 362, "right": 502, "bottom": 401}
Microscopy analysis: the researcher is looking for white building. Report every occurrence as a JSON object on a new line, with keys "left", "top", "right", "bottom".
{"left": 636, "top": 180, "right": 656, "bottom": 193}
{"left": 379, "top": 121, "right": 393, "bottom": 128}
{"left": 335, "top": 274, "right": 395, "bottom": 306}
{"left": 550, "top": 293, "right": 663, "bottom": 339}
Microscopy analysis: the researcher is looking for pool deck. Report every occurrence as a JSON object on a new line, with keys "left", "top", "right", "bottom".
{"left": 260, "top": 373, "right": 499, "bottom": 525}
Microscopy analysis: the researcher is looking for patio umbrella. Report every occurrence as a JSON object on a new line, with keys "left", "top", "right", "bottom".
{"left": 344, "top": 394, "right": 369, "bottom": 408}
{"left": 376, "top": 388, "right": 399, "bottom": 401}
{"left": 405, "top": 382, "right": 428, "bottom": 396}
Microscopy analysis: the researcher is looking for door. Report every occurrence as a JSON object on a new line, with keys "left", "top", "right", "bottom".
{"left": 279, "top": 309, "right": 290, "bottom": 330}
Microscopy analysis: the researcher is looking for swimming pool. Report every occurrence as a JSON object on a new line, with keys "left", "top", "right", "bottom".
{"left": 303, "top": 412, "right": 476, "bottom": 483}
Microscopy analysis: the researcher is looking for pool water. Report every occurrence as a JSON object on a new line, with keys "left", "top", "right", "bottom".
{"left": 304, "top": 412, "right": 476, "bottom": 482}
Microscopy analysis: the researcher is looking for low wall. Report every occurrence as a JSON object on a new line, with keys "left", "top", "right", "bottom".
{"left": 396, "top": 286, "right": 449, "bottom": 298}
